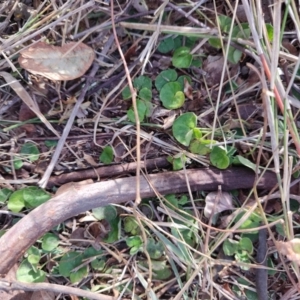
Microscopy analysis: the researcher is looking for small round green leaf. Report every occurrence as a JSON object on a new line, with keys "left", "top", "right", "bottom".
{"left": 218, "top": 15, "right": 232, "bottom": 33}
{"left": 13, "top": 158, "right": 23, "bottom": 170}
{"left": 155, "top": 69, "right": 178, "bottom": 91}
{"left": 160, "top": 82, "right": 185, "bottom": 109}
{"left": 172, "top": 112, "right": 197, "bottom": 146}
{"left": 210, "top": 146, "right": 230, "bottom": 169}
{"left": 99, "top": 146, "right": 114, "bottom": 164}
{"left": 158, "top": 36, "right": 175, "bottom": 53}
{"left": 27, "top": 246, "right": 41, "bottom": 265}
{"left": 20, "top": 142, "right": 40, "bottom": 162}
{"left": 172, "top": 47, "right": 193, "bottom": 68}
{"left": 239, "top": 237, "right": 253, "bottom": 254}
{"left": 42, "top": 233, "right": 60, "bottom": 252}
{"left": 58, "top": 252, "right": 83, "bottom": 277}
{"left": 23, "top": 186, "right": 51, "bottom": 209}
{"left": 208, "top": 38, "right": 222, "bottom": 49}
{"left": 223, "top": 239, "right": 239, "bottom": 256}
{"left": 0, "top": 188, "right": 12, "bottom": 203}
{"left": 8, "top": 190, "right": 25, "bottom": 212}
{"left": 92, "top": 205, "right": 117, "bottom": 222}
{"left": 91, "top": 259, "right": 106, "bottom": 271}
{"left": 177, "top": 75, "right": 191, "bottom": 90}
{"left": 122, "top": 86, "right": 132, "bottom": 100}
{"left": 227, "top": 47, "right": 242, "bottom": 64}
{"left": 189, "top": 140, "right": 211, "bottom": 155}
{"left": 17, "top": 259, "right": 46, "bottom": 283}
{"left": 70, "top": 266, "right": 88, "bottom": 283}
{"left": 127, "top": 99, "right": 147, "bottom": 122}
{"left": 139, "top": 87, "right": 152, "bottom": 101}
{"left": 134, "top": 75, "right": 152, "bottom": 90}
{"left": 126, "top": 236, "right": 143, "bottom": 248}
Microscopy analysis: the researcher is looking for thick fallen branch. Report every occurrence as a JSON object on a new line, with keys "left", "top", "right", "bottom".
{"left": 0, "top": 167, "right": 277, "bottom": 276}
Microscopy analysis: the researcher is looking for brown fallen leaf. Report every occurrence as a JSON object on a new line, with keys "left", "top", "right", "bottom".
{"left": 18, "top": 42, "right": 95, "bottom": 81}
{"left": 204, "top": 190, "right": 234, "bottom": 218}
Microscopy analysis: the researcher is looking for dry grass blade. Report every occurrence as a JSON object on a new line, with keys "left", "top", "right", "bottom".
{"left": 18, "top": 42, "right": 95, "bottom": 81}
{"left": 0, "top": 71, "right": 59, "bottom": 137}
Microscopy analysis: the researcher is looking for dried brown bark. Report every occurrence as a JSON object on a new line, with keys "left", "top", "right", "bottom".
{"left": 0, "top": 167, "right": 277, "bottom": 276}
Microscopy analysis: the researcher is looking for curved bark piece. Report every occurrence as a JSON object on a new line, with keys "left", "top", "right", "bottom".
{"left": 0, "top": 167, "right": 277, "bottom": 276}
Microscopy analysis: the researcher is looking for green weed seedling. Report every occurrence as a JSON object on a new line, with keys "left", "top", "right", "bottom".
{"left": 17, "top": 246, "right": 46, "bottom": 283}
{"left": 223, "top": 237, "right": 253, "bottom": 270}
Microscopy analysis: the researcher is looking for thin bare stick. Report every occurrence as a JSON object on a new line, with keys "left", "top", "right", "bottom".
{"left": 0, "top": 279, "right": 115, "bottom": 300}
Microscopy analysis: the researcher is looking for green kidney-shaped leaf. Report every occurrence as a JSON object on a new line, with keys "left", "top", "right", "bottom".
{"left": 239, "top": 237, "right": 253, "bottom": 254}
{"left": 218, "top": 15, "right": 233, "bottom": 33}
{"left": 167, "top": 154, "right": 186, "bottom": 170}
{"left": 23, "top": 186, "right": 51, "bottom": 209}
{"left": 127, "top": 99, "right": 147, "bottom": 122}
{"left": 70, "top": 265, "right": 88, "bottom": 283}
{"left": 126, "top": 236, "right": 143, "bottom": 248}
{"left": 177, "top": 75, "right": 191, "bottom": 90}
{"left": 172, "top": 112, "right": 197, "bottom": 146}
{"left": 0, "top": 188, "right": 12, "bottom": 203}
{"left": 20, "top": 142, "right": 40, "bottom": 162}
{"left": 17, "top": 259, "right": 46, "bottom": 283}
{"left": 122, "top": 85, "right": 131, "bottom": 100}
{"left": 223, "top": 239, "right": 239, "bottom": 256}
{"left": 210, "top": 146, "right": 230, "bottom": 169}
{"left": 99, "top": 145, "right": 114, "bottom": 164}
{"left": 59, "top": 252, "right": 83, "bottom": 277}
{"left": 172, "top": 46, "right": 193, "bottom": 68}
{"left": 91, "top": 259, "right": 106, "bottom": 271}
{"left": 92, "top": 205, "right": 117, "bottom": 222}
{"left": 160, "top": 82, "right": 185, "bottom": 109}
{"left": 7, "top": 190, "right": 25, "bottom": 212}
{"left": 208, "top": 38, "right": 222, "bottom": 49}
{"left": 27, "top": 246, "right": 41, "bottom": 265}
{"left": 134, "top": 75, "right": 152, "bottom": 90}
{"left": 13, "top": 158, "right": 23, "bottom": 170}
{"left": 227, "top": 47, "right": 242, "bottom": 64}
{"left": 139, "top": 87, "right": 152, "bottom": 101}
{"left": 158, "top": 37, "right": 175, "bottom": 53}
{"left": 189, "top": 139, "right": 211, "bottom": 155}
{"left": 232, "top": 23, "right": 251, "bottom": 39}
{"left": 155, "top": 69, "right": 178, "bottom": 91}
{"left": 42, "top": 233, "right": 60, "bottom": 252}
